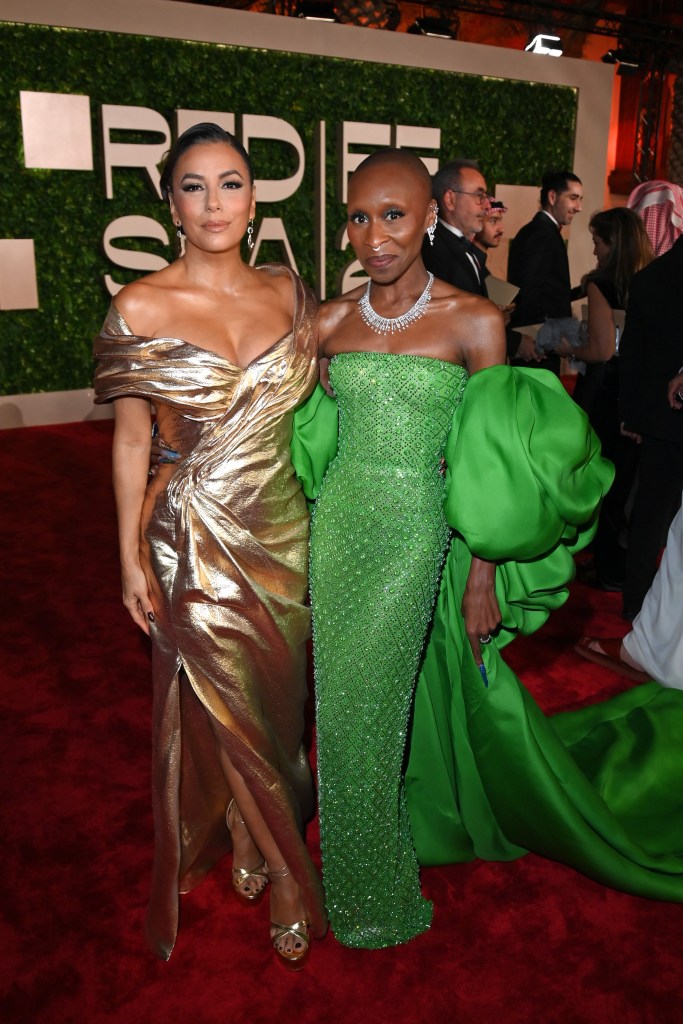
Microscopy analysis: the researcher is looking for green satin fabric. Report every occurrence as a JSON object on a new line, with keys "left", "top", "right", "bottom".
{"left": 292, "top": 367, "right": 683, "bottom": 902}
{"left": 408, "top": 367, "right": 683, "bottom": 899}
{"left": 290, "top": 381, "right": 339, "bottom": 505}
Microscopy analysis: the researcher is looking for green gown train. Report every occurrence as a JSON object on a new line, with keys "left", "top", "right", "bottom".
{"left": 291, "top": 357, "right": 683, "bottom": 950}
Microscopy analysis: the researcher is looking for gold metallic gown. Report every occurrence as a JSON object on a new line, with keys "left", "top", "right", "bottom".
{"left": 93, "top": 265, "right": 325, "bottom": 959}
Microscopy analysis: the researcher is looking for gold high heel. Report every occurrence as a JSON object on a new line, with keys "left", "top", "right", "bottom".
{"left": 268, "top": 865, "right": 310, "bottom": 971}
{"left": 226, "top": 799, "right": 269, "bottom": 904}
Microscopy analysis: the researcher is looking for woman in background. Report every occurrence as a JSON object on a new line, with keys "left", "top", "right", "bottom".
{"left": 94, "top": 123, "right": 325, "bottom": 968}
{"left": 553, "top": 207, "right": 653, "bottom": 590}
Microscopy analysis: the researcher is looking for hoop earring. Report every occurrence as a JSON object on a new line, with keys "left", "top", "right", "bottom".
{"left": 427, "top": 220, "right": 436, "bottom": 247}
{"left": 247, "top": 219, "right": 255, "bottom": 252}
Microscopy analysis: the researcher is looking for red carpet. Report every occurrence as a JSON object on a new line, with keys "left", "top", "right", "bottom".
{"left": 1, "top": 420, "right": 682, "bottom": 1024}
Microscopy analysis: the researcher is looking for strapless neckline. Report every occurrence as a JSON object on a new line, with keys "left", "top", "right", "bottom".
{"left": 330, "top": 351, "right": 467, "bottom": 375}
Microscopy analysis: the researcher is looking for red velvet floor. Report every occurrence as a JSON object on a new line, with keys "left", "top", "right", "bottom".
{"left": 1, "top": 420, "right": 682, "bottom": 1024}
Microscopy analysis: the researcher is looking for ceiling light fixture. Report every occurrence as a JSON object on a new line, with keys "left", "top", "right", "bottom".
{"left": 525, "top": 34, "right": 563, "bottom": 57}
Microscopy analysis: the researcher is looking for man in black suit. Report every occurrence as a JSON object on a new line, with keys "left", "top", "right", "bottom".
{"left": 619, "top": 234, "right": 683, "bottom": 620}
{"left": 422, "top": 158, "right": 490, "bottom": 298}
{"left": 508, "top": 170, "right": 583, "bottom": 373}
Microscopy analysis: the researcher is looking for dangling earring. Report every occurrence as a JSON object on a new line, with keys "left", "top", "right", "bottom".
{"left": 247, "top": 218, "right": 255, "bottom": 252}
{"left": 427, "top": 220, "right": 436, "bottom": 247}
{"left": 176, "top": 224, "right": 185, "bottom": 257}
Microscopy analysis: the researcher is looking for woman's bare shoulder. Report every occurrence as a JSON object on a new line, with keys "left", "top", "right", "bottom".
{"left": 319, "top": 287, "right": 363, "bottom": 336}
{"left": 113, "top": 266, "right": 180, "bottom": 336}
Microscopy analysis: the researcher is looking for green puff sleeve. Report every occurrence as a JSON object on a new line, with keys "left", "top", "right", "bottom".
{"left": 407, "top": 368, "right": 683, "bottom": 904}
{"left": 444, "top": 364, "right": 614, "bottom": 645}
{"left": 407, "top": 364, "right": 613, "bottom": 865}
{"left": 290, "top": 382, "right": 339, "bottom": 504}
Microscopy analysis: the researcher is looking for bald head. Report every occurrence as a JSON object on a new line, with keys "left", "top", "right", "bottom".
{"left": 350, "top": 148, "right": 433, "bottom": 206}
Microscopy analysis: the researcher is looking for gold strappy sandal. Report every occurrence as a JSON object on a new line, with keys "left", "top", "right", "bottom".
{"left": 226, "top": 799, "right": 269, "bottom": 904}
{"left": 268, "top": 865, "right": 310, "bottom": 971}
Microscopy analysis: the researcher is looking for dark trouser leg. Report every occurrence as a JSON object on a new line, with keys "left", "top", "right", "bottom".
{"left": 623, "top": 437, "right": 683, "bottom": 619}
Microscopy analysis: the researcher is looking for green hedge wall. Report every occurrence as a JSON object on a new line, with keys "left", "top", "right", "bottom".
{"left": 0, "top": 22, "right": 576, "bottom": 394}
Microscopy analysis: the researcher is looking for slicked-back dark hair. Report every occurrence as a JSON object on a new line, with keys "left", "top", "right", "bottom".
{"left": 159, "top": 122, "right": 254, "bottom": 201}
{"left": 540, "top": 170, "right": 582, "bottom": 208}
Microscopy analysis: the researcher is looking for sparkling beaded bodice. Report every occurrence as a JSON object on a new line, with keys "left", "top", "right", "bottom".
{"left": 329, "top": 351, "right": 468, "bottom": 479}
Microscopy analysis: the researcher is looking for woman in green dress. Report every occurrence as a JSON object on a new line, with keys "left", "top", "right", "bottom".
{"left": 294, "top": 148, "right": 683, "bottom": 950}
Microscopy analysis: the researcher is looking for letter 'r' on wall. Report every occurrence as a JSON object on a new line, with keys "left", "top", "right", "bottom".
{"left": 175, "top": 111, "right": 236, "bottom": 137}
{"left": 101, "top": 106, "right": 171, "bottom": 200}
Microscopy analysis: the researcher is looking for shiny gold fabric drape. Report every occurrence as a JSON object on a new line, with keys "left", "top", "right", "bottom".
{"left": 94, "top": 266, "right": 325, "bottom": 958}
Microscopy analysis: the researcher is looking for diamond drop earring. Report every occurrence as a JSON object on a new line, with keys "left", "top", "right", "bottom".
{"left": 247, "top": 219, "right": 255, "bottom": 252}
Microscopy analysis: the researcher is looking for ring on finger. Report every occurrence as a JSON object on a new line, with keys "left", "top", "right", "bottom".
{"left": 479, "top": 634, "right": 492, "bottom": 645}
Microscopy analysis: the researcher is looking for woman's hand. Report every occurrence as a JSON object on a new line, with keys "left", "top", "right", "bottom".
{"left": 499, "top": 302, "right": 515, "bottom": 328}
{"left": 620, "top": 421, "right": 642, "bottom": 444}
{"left": 515, "top": 333, "right": 545, "bottom": 363}
{"left": 462, "top": 556, "right": 501, "bottom": 667}
{"left": 319, "top": 357, "right": 335, "bottom": 397}
{"left": 148, "top": 423, "right": 180, "bottom": 477}
{"left": 121, "top": 561, "right": 154, "bottom": 635}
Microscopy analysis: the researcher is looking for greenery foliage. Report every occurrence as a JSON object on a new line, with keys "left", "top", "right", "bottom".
{"left": 0, "top": 22, "right": 577, "bottom": 394}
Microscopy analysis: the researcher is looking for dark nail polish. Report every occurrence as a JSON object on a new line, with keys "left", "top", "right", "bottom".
{"left": 159, "top": 446, "right": 180, "bottom": 459}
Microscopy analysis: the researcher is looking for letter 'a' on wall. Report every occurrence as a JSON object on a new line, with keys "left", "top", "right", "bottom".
{"left": 20, "top": 91, "right": 93, "bottom": 170}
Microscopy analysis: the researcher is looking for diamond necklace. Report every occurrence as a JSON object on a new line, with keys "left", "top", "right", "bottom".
{"left": 358, "top": 272, "right": 434, "bottom": 336}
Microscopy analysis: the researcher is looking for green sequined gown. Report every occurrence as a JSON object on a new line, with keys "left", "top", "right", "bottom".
{"left": 309, "top": 352, "right": 467, "bottom": 948}
{"left": 296, "top": 359, "right": 683, "bottom": 952}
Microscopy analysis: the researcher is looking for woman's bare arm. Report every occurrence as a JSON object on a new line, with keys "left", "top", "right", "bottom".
{"left": 456, "top": 300, "right": 506, "bottom": 667}
{"left": 554, "top": 282, "right": 616, "bottom": 362}
{"left": 112, "top": 396, "right": 155, "bottom": 634}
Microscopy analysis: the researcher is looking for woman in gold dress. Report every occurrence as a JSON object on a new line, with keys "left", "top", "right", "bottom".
{"left": 93, "top": 123, "right": 326, "bottom": 967}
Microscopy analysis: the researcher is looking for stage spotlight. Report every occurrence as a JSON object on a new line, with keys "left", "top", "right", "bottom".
{"left": 601, "top": 48, "right": 640, "bottom": 75}
{"left": 601, "top": 48, "right": 639, "bottom": 67}
{"left": 407, "top": 16, "right": 459, "bottom": 39}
